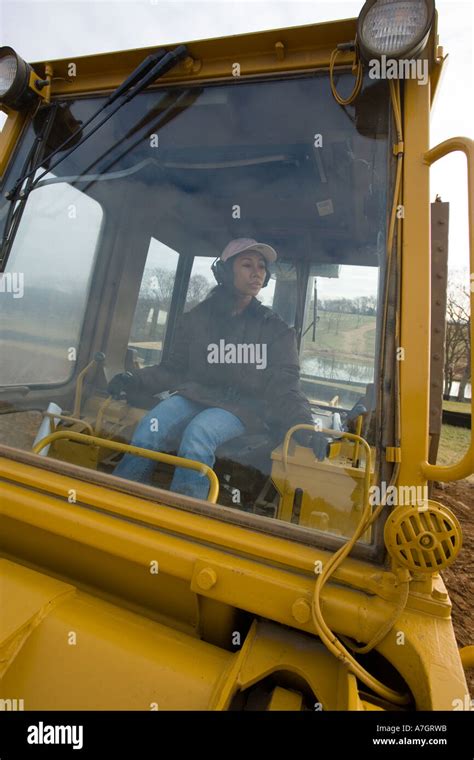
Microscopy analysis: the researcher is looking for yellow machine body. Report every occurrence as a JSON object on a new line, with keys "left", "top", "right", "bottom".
{"left": 0, "top": 10, "right": 472, "bottom": 711}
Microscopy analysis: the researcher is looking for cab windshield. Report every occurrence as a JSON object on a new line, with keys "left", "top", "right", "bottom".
{"left": 0, "top": 72, "right": 393, "bottom": 557}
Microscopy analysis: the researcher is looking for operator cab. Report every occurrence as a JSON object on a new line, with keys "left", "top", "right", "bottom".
{"left": 0, "top": 68, "right": 393, "bottom": 557}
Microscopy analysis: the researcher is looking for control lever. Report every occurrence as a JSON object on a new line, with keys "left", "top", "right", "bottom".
{"left": 72, "top": 351, "right": 106, "bottom": 418}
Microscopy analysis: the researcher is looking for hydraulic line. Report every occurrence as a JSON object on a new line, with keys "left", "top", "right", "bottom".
{"left": 329, "top": 45, "right": 363, "bottom": 106}
{"left": 314, "top": 77, "right": 409, "bottom": 706}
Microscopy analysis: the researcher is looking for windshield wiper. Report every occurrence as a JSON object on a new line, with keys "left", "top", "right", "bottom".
{"left": 0, "top": 44, "right": 188, "bottom": 271}
{"left": 75, "top": 88, "right": 197, "bottom": 188}
{"left": 26, "top": 45, "right": 188, "bottom": 192}
{"left": 6, "top": 46, "right": 187, "bottom": 200}
{"left": 0, "top": 102, "right": 59, "bottom": 270}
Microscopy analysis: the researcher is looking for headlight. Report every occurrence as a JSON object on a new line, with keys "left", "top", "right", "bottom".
{"left": 0, "top": 52, "right": 18, "bottom": 98}
{"left": 0, "top": 46, "right": 41, "bottom": 110}
{"left": 357, "top": 0, "right": 435, "bottom": 61}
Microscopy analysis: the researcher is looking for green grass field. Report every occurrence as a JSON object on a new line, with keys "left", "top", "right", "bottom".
{"left": 442, "top": 400, "right": 471, "bottom": 414}
{"left": 303, "top": 311, "right": 376, "bottom": 358}
{"left": 437, "top": 424, "right": 473, "bottom": 482}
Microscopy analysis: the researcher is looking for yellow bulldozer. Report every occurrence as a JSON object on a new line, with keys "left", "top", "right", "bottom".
{"left": 0, "top": 0, "right": 472, "bottom": 716}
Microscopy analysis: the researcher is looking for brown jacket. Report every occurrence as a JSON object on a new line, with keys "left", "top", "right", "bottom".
{"left": 129, "top": 288, "right": 313, "bottom": 439}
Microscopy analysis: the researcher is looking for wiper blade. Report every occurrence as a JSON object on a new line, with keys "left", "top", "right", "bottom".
{"left": 0, "top": 102, "right": 59, "bottom": 270}
{"left": 5, "top": 46, "right": 174, "bottom": 201}
{"left": 27, "top": 44, "right": 188, "bottom": 193}
{"left": 73, "top": 88, "right": 196, "bottom": 188}
{"left": 79, "top": 88, "right": 200, "bottom": 194}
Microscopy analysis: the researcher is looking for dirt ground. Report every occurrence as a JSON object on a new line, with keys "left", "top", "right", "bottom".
{"left": 434, "top": 480, "right": 473, "bottom": 696}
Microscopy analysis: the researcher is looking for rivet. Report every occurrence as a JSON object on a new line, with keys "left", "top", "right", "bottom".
{"left": 181, "top": 56, "right": 202, "bottom": 74}
{"left": 292, "top": 598, "right": 311, "bottom": 623}
{"left": 275, "top": 41, "right": 285, "bottom": 60}
{"left": 197, "top": 567, "right": 217, "bottom": 590}
{"left": 181, "top": 56, "right": 194, "bottom": 71}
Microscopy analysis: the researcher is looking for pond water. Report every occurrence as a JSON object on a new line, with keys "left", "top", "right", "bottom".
{"left": 301, "top": 354, "right": 374, "bottom": 385}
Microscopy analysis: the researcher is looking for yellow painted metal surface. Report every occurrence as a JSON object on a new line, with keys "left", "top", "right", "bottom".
{"left": 0, "top": 557, "right": 384, "bottom": 711}
{"left": 460, "top": 646, "right": 474, "bottom": 671}
{"left": 1, "top": 456, "right": 469, "bottom": 709}
{"left": 268, "top": 687, "right": 303, "bottom": 711}
{"left": 0, "top": 455, "right": 442, "bottom": 613}
{"left": 0, "top": 109, "right": 27, "bottom": 178}
{"left": 399, "top": 76, "right": 432, "bottom": 490}
{"left": 31, "top": 19, "right": 359, "bottom": 97}
{"left": 0, "top": 559, "right": 230, "bottom": 710}
{"left": 0, "top": 558, "right": 373, "bottom": 711}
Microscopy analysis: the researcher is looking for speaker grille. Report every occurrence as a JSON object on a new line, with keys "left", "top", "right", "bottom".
{"left": 384, "top": 502, "right": 462, "bottom": 571}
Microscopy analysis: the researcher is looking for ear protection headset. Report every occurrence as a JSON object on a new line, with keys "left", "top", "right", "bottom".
{"left": 211, "top": 257, "right": 271, "bottom": 288}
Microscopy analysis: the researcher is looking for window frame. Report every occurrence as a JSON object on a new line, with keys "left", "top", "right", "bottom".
{"left": 0, "top": 71, "right": 397, "bottom": 563}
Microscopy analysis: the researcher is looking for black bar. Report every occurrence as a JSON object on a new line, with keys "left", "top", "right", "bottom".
{"left": 0, "top": 710, "right": 472, "bottom": 757}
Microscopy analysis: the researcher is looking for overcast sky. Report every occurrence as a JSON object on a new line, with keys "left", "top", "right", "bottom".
{"left": 1, "top": 0, "right": 472, "bottom": 288}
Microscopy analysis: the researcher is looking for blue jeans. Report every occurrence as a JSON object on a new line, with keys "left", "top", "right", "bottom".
{"left": 113, "top": 394, "right": 245, "bottom": 500}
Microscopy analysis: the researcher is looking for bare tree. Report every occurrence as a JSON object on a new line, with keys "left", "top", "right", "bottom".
{"left": 444, "top": 280, "right": 471, "bottom": 400}
{"left": 148, "top": 268, "right": 176, "bottom": 307}
{"left": 186, "top": 274, "right": 212, "bottom": 309}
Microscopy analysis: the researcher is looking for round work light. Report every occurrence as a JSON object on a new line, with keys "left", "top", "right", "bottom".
{"left": 357, "top": 0, "right": 435, "bottom": 61}
{"left": 0, "top": 46, "right": 41, "bottom": 110}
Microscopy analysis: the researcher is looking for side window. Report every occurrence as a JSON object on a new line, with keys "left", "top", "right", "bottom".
{"left": 0, "top": 181, "right": 103, "bottom": 386}
{"left": 259, "top": 261, "right": 295, "bottom": 326}
{"left": 128, "top": 238, "right": 179, "bottom": 368}
{"left": 183, "top": 256, "right": 214, "bottom": 312}
{"left": 300, "top": 264, "right": 379, "bottom": 408}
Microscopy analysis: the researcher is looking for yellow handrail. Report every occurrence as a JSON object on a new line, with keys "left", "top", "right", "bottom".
{"left": 422, "top": 137, "right": 474, "bottom": 481}
{"left": 72, "top": 357, "right": 97, "bottom": 418}
{"left": 94, "top": 396, "right": 115, "bottom": 436}
{"left": 460, "top": 645, "right": 474, "bottom": 670}
{"left": 32, "top": 430, "right": 220, "bottom": 503}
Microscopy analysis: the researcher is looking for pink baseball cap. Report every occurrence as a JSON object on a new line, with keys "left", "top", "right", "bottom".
{"left": 220, "top": 237, "right": 277, "bottom": 264}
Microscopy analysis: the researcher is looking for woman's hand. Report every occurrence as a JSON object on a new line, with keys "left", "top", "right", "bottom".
{"left": 107, "top": 371, "right": 137, "bottom": 399}
{"left": 293, "top": 429, "right": 330, "bottom": 461}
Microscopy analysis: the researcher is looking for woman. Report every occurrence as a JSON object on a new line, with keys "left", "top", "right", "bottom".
{"left": 108, "top": 238, "right": 323, "bottom": 499}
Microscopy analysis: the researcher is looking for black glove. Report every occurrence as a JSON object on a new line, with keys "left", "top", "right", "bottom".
{"left": 293, "top": 429, "right": 330, "bottom": 461}
{"left": 107, "top": 371, "right": 137, "bottom": 400}
{"left": 345, "top": 402, "right": 367, "bottom": 423}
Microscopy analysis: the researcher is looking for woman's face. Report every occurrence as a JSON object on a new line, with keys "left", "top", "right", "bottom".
{"left": 232, "top": 252, "right": 267, "bottom": 297}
